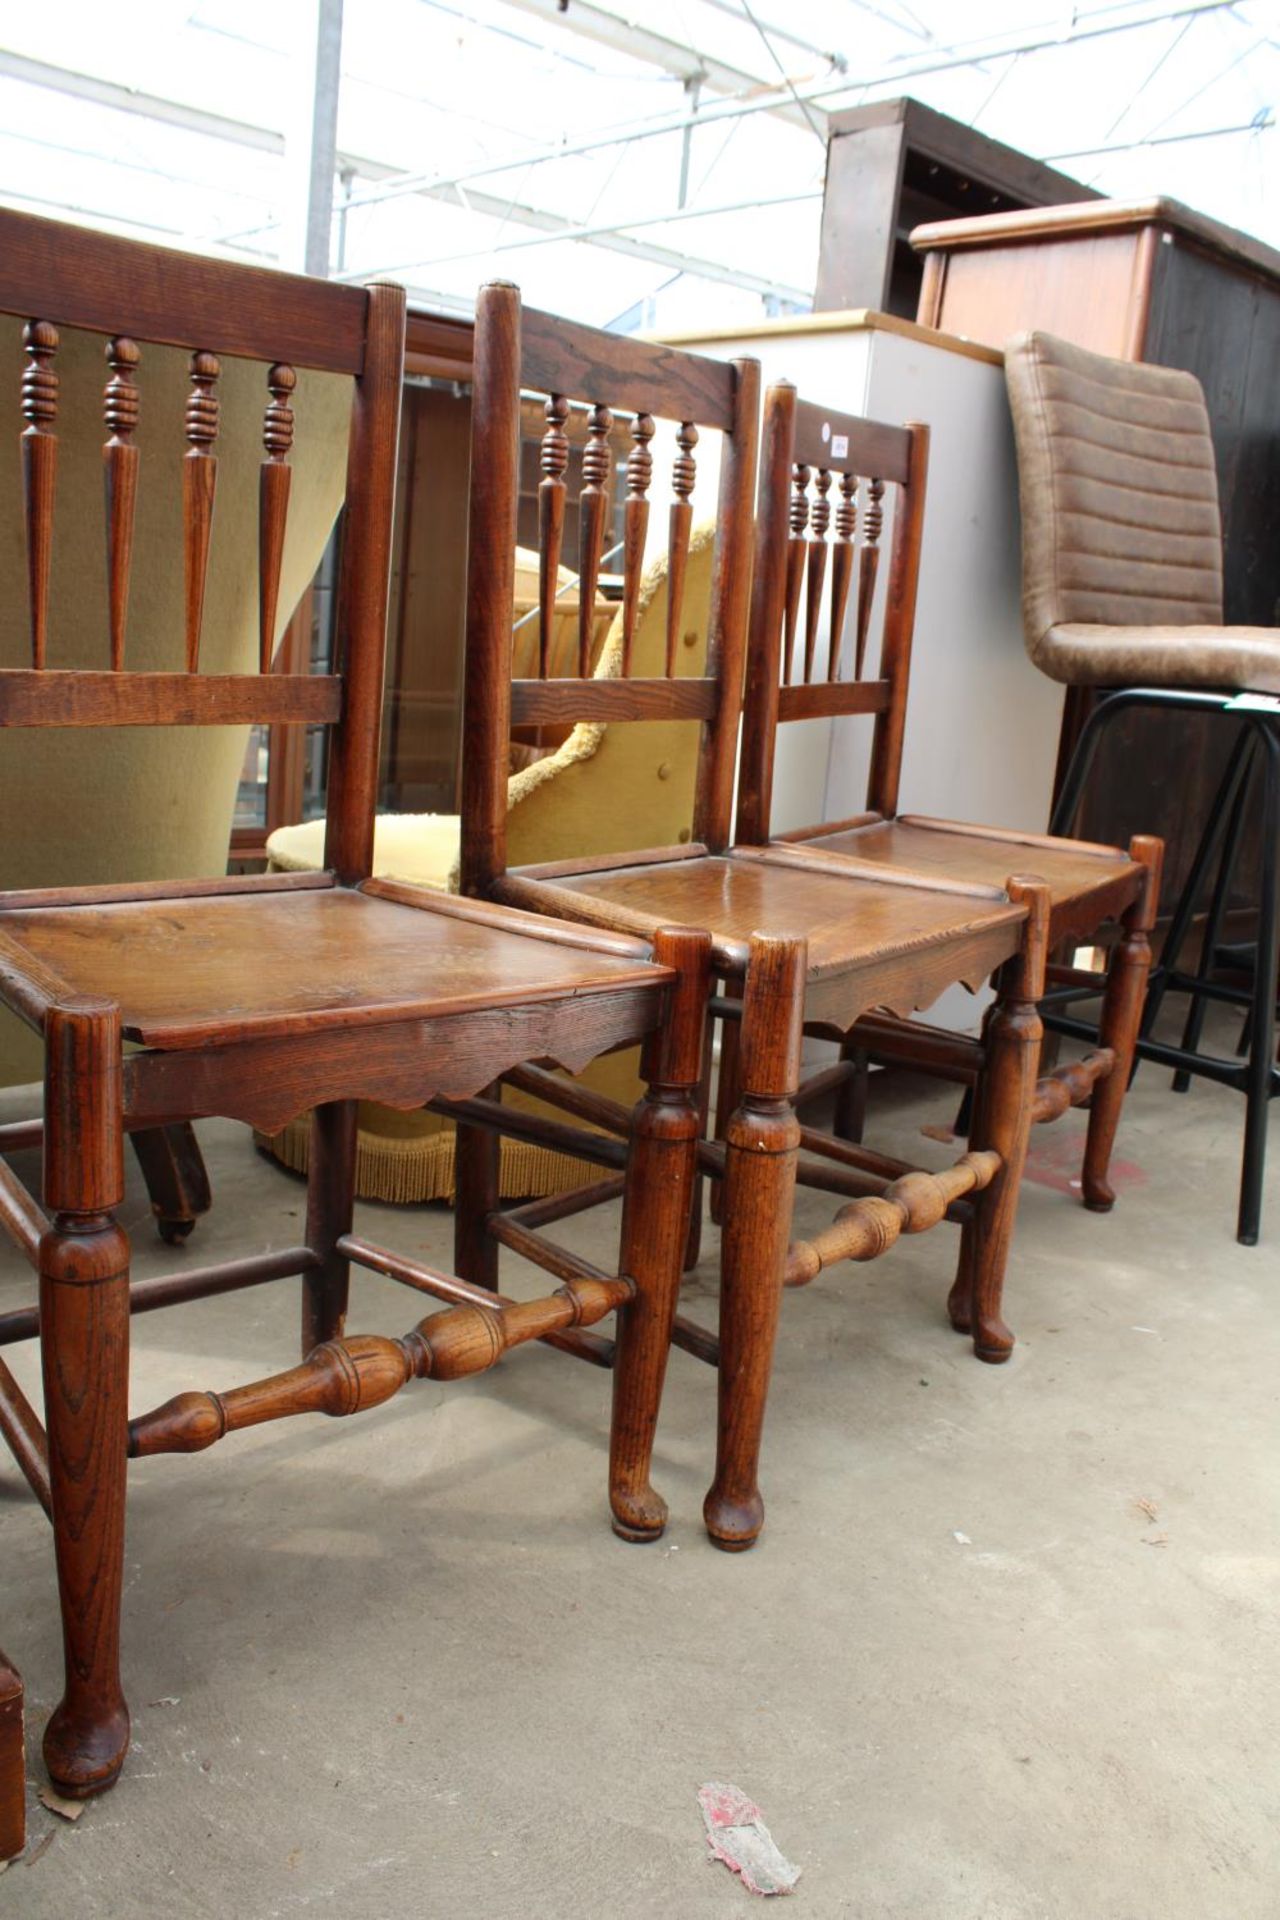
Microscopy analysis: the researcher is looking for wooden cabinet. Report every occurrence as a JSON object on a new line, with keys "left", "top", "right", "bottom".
{"left": 814, "top": 98, "right": 1095, "bottom": 321}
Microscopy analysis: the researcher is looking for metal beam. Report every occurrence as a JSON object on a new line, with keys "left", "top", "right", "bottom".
{"left": 696, "top": 0, "right": 848, "bottom": 71}
{"left": 347, "top": 182, "right": 812, "bottom": 302}
{"left": 303, "top": 0, "right": 344, "bottom": 276}
{"left": 0, "top": 49, "right": 283, "bottom": 150}
{"left": 352, "top": 188, "right": 818, "bottom": 277}
{"left": 496, "top": 0, "right": 827, "bottom": 132}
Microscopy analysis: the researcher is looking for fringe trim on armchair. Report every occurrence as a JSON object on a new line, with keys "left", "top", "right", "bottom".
{"left": 255, "top": 1116, "right": 602, "bottom": 1207}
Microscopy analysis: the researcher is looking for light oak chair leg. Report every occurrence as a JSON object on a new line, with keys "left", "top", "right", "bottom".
{"left": 303, "top": 1099, "right": 357, "bottom": 1351}
{"left": 1082, "top": 835, "right": 1163, "bottom": 1212}
{"left": 611, "top": 929, "right": 710, "bottom": 1541}
{"left": 703, "top": 935, "right": 806, "bottom": 1553}
{"left": 0, "top": 1651, "right": 23, "bottom": 1863}
{"left": 39, "top": 998, "right": 131, "bottom": 1799}
{"left": 454, "top": 1083, "right": 501, "bottom": 1291}
{"left": 954, "top": 880, "right": 1050, "bottom": 1364}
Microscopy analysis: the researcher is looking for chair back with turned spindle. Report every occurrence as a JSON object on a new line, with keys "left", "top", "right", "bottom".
{"left": 735, "top": 380, "right": 928, "bottom": 845}
{"left": 0, "top": 206, "right": 404, "bottom": 884}
{"left": 460, "top": 280, "right": 759, "bottom": 896}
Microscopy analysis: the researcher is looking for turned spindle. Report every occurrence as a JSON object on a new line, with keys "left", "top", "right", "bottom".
{"left": 259, "top": 361, "right": 296, "bottom": 674}
{"left": 103, "top": 337, "right": 140, "bottom": 672}
{"left": 537, "top": 394, "right": 569, "bottom": 679}
{"left": 784, "top": 1150, "right": 1001, "bottom": 1288}
{"left": 577, "top": 401, "right": 612, "bottom": 679}
{"left": 128, "top": 1275, "right": 632, "bottom": 1458}
{"left": 621, "top": 411, "right": 654, "bottom": 676}
{"left": 21, "top": 320, "right": 58, "bottom": 670}
{"left": 803, "top": 467, "right": 831, "bottom": 683}
{"left": 665, "top": 420, "right": 698, "bottom": 677}
{"left": 828, "top": 469, "right": 856, "bottom": 681}
{"left": 855, "top": 475, "right": 884, "bottom": 678}
{"left": 183, "top": 351, "right": 221, "bottom": 672}
{"left": 782, "top": 462, "right": 809, "bottom": 686}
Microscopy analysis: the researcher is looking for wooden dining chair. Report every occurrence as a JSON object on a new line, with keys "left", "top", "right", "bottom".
{"left": 0, "top": 211, "right": 709, "bottom": 1800}
{"left": 457, "top": 281, "right": 1050, "bottom": 1555}
{"left": 734, "top": 379, "right": 1163, "bottom": 1215}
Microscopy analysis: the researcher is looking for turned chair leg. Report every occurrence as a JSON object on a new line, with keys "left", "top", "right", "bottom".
{"left": 40, "top": 998, "right": 131, "bottom": 1798}
{"left": 1081, "top": 836, "right": 1162, "bottom": 1212}
{"left": 707, "top": 979, "right": 744, "bottom": 1229}
{"left": 952, "top": 881, "right": 1049, "bottom": 1364}
{"left": 611, "top": 930, "right": 710, "bottom": 1542}
{"left": 454, "top": 1082, "right": 501, "bottom": 1290}
{"left": 703, "top": 935, "right": 806, "bottom": 1553}
{"left": 129, "top": 1122, "right": 211, "bottom": 1246}
{"left": 683, "top": 1009, "right": 718, "bottom": 1271}
{"left": 832, "top": 1037, "right": 869, "bottom": 1144}
{"left": 303, "top": 1100, "right": 357, "bottom": 1352}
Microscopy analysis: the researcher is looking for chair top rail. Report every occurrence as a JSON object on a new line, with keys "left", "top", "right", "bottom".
{"left": 0, "top": 206, "right": 369, "bottom": 374}
{"left": 792, "top": 396, "right": 912, "bottom": 484}
{"left": 0, "top": 671, "right": 341, "bottom": 729}
{"left": 521, "top": 304, "right": 737, "bottom": 432}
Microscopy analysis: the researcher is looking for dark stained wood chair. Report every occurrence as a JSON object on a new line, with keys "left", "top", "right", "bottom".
{"left": 458, "top": 281, "right": 1052, "bottom": 1555}
{"left": 0, "top": 212, "right": 709, "bottom": 1800}
{"left": 735, "top": 379, "right": 1163, "bottom": 1215}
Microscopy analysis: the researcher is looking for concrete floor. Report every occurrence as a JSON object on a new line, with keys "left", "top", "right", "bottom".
{"left": 3, "top": 1025, "right": 1278, "bottom": 1918}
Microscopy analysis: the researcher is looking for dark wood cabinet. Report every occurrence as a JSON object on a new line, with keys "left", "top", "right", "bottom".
{"left": 814, "top": 98, "right": 1095, "bottom": 321}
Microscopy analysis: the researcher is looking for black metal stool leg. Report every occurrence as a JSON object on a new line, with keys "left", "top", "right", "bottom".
{"left": 1237, "top": 723, "right": 1280, "bottom": 1246}
{"left": 1173, "top": 737, "right": 1256, "bottom": 1090}
{"left": 1141, "top": 724, "right": 1253, "bottom": 1045}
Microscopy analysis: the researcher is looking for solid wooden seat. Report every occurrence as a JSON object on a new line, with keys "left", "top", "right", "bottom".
{"left": 0, "top": 880, "right": 662, "bottom": 1048}
{"left": 538, "top": 850, "right": 1023, "bottom": 1001}
{"left": 795, "top": 815, "right": 1144, "bottom": 931}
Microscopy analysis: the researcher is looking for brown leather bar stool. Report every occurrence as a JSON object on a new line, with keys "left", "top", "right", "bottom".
{"left": 1004, "top": 330, "right": 1280, "bottom": 1244}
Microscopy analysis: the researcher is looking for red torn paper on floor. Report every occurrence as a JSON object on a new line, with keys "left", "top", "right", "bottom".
{"left": 699, "top": 1782, "right": 801, "bottom": 1896}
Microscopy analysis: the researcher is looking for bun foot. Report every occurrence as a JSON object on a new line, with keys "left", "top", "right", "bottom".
{"left": 703, "top": 1487, "right": 764, "bottom": 1552}
{"left": 610, "top": 1487, "right": 668, "bottom": 1544}
{"left": 43, "top": 1700, "right": 130, "bottom": 1800}
{"left": 974, "top": 1318, "right": 1015, "bottom": 1364}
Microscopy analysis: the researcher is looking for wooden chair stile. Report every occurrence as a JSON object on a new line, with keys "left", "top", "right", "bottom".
{"left": 0, "top": 211, "right": 711, "bottom": 1802}
{"left": 457, "top": 281, "right": 1051, "bottom": 1556}
{"left": 739, "top": 378, "right": 1163, "bottom": 1213}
